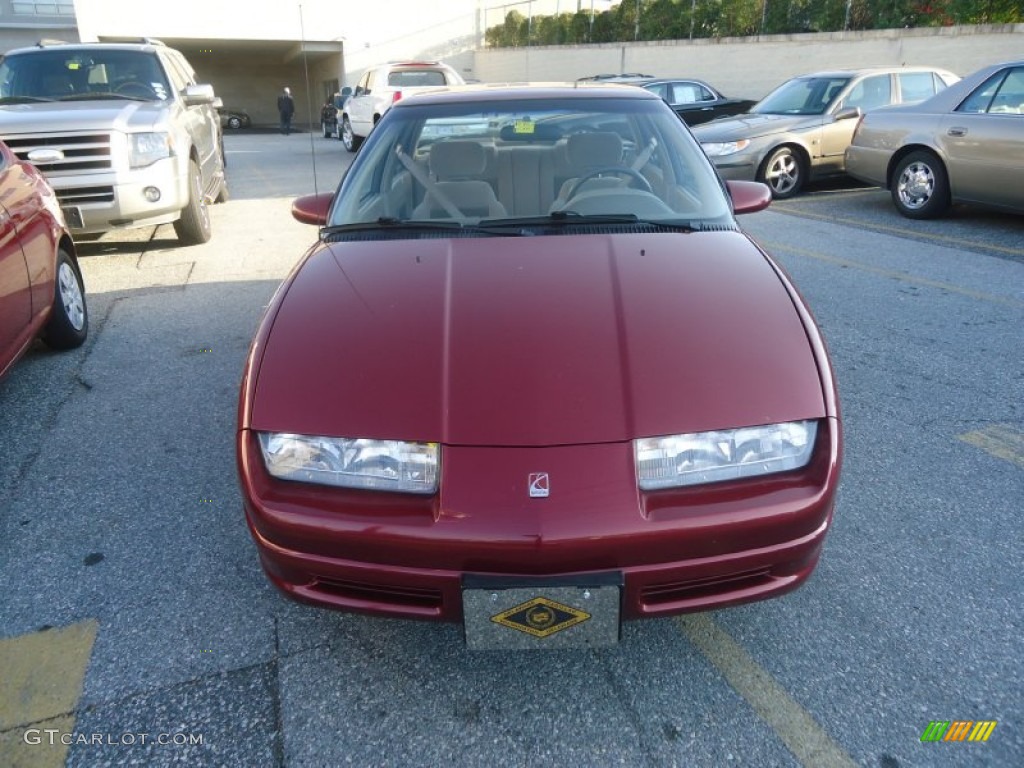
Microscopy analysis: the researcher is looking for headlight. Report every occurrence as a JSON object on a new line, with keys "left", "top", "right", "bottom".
{"left": 128, "top": 132, "right": 172, "bottom": 168}
{"left": 701, "top": 139, "right": 751, "bottom": 157}
{"left": 635, "top": 420, "right": 817, "bottom": 490}
{"left": 258, "top": 433, "right": 439, "bottom": 494}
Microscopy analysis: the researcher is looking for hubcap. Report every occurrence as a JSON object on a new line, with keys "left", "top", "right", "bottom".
{"left": 766, "top": 153, "right": 798, "bottom": 195}
{"left": 897, "top": 162, "right": 934, "bottom": 209}
{"left": 58, "top": 262, "right": 85, "bottom": 331}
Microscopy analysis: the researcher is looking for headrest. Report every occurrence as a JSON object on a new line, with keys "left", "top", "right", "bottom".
{"left": 429, "top": 141, "right": 487, "bottom": 179}
{"left": 567, "top": 132, "right": 623, "bottom": 172}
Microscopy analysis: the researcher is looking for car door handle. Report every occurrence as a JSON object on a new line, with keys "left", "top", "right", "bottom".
{"left": 947, "top": 127, "right": 967, "bottom": 137}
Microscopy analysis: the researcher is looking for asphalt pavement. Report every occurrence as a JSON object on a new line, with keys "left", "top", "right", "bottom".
{"left": 0, "top": 132, "right": 1020, "bottom": 768}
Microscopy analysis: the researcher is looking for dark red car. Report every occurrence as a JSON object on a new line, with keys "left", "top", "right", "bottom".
{"left": 0, "top": 140, "right": 87, "bottom": 380}
{"left": 237, "top": 85, "right": 842, "bottom": 649}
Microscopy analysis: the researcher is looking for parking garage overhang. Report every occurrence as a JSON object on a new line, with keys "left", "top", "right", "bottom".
{"left": 98, "top": 36, "right": 345, "bottom": 129}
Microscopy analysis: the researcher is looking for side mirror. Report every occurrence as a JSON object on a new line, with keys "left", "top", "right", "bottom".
{"left": 184, "top": 83, "right": 215, "bottom": 106}
{"left": 292, "top": 192, "right": 333, "bottom": 226}
{"left": 727, "top": 180, "right": 771, "bottom": 215}
{"left": 833, "top": 106, "right": 862, "bottom": 121}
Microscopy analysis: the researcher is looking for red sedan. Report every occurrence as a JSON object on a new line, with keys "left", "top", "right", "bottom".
{"left": 0, "top": 140, "right": 87, "bottom": 380}
{"left": 237, "top": 85, "right": 842, "bottom": 649}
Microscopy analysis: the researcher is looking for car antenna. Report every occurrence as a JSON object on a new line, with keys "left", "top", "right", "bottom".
{"left": 298, "top": 3, "right": 319, "bottom": 197}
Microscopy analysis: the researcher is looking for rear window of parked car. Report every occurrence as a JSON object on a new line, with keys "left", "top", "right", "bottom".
{"left": 898, "top": 71, "right": 942, "bottom": 102}
{"left": 388, "top": 70, "right": 448, "bottom": 87}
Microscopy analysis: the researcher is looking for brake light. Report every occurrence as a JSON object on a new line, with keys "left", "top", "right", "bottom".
{"left": 392, "top": 91, "right": 402, "bottom": 103}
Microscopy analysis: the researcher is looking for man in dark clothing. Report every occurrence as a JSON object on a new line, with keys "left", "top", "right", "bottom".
{"left": 277, "top": 87, "right": 295, "bottom": 134}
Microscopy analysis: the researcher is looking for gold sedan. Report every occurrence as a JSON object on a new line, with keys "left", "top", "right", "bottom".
{"left": 845, "top": 60, "right": 1024, "bottom": 218}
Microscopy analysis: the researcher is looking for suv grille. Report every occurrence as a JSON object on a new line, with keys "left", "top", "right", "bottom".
{"left": 4, "top": 133, "right": 113, "bottom": 174}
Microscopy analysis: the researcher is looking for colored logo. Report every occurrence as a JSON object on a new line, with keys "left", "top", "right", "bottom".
{"left": 491, "top": 597, "right": 590, "bottom": 638}
{"left": 921, "top": 721, "right": 997, "bottom": 742}
{"left": 528, "top": 472, "right": 549, "bottom": 498}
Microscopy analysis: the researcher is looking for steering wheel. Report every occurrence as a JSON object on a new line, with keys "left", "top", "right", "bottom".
{"left": 565, "top": 166, "right": 653, "bottom": 201}
{"left": 115, "top": 82, "right": 156, "bottom": 99}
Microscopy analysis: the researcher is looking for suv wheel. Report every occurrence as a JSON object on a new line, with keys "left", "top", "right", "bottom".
{"left": 174, "top": 159, "right": 212, "bottom": 245}
{"left": 227, "top": 116, "right": 243, "bottom": 129}
{"left": 342, "top": 117, "right": 361, "bottom": 153}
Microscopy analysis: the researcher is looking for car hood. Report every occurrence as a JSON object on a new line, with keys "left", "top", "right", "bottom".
{"left": 0, "top": 100, "right": 170, "bottom": 134}
{"left": 249, "top": 231, "right": 825, "bottom": 446}
{"left": 693, "top": 113, "right": 820, "bottom": 142}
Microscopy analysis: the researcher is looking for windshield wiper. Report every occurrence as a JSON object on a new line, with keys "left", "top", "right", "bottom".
{"left": 480, "top": 212, "right": 704, "bottom": 232}
{"left": 57, "top": 93, "right": 150, "bottom": 102}
{"left": 322, "top": 217, "right": 524, "bottom": 237}
{"left": 0, "top": 96, "right": 55, "bottom": 104}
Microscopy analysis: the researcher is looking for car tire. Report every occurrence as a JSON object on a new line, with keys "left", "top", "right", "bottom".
{"left": 227, "top": 116, "right": 242, "bottom": 130}
{"left": 342, "top": 116, "right": 361, "bottom": 153}
{"left": 42, "top": 249, "right": 88, "bottom": 350}
{"left": 891, "top": 150, "right": 950, "bottom": 219}
{"left": 174, "top": 158, "right": 212, "bottom": 245}
{"left": 759, "top": 146, "right": 805, "bottom": 199}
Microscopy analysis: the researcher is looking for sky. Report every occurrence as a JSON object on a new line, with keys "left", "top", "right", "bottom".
{"left": 73, "top": 0, "right": 576, "bottom": 48}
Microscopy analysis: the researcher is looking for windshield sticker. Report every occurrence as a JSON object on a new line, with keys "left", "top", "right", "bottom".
{"left": 513, "top": 120, "right": 535, "bottom": 135}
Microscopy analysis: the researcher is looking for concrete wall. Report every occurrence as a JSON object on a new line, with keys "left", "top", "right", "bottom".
{"left": 473, "top": 24, "right": 1024, "bottom": 101}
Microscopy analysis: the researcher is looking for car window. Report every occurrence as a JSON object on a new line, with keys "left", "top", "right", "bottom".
{"left": 0, "top": 49, "right": 171, "bottom": 101}
{"left": 988, "top": 67, "right": 1024, "bottom": 114}
{"left": 956, "top": 68, "right": 1024, "bottom": 114}
{"left": 897, "top": 72, "right": 938, "bottom": 103}
{"left": 329, "top": 97, "right": 731, "bottom": 229}
{"left": 671, "top": 82, "right": 712, "bottom": 105}
{"left": 388, "top": 70, "right": 448, "bottom": 88}
{"left": 842, "top": 75, "right": 892, "bottom": 111}
{"left": 753, "top": 77, "right": 851, "bottom": 115}
{"left": 644, "top": 83, "right": 669, "bottom": 99}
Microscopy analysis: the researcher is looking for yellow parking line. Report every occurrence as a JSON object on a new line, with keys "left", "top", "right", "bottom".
{"left": 958, "top": 424, "right": 1024, "bottom": 469}
{"left": 761, "top": 240, "right": 1024, "bottom": 310}
{"left": 0, "top": 620, "right": 98, "bottom": 768}
{"left": 679, "top": 614, "right": 858, "bottom": 768}
{"left": 770, "top": 205, "right": 1024, "bottom": 258}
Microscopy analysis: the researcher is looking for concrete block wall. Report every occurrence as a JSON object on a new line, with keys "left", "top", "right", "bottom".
{"left": 473, "top": 24, "right": 1024, "bottom": 101}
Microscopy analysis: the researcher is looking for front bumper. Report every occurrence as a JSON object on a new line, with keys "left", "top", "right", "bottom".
{"left": 238, "top": 419, "right": 841, "bottom": 623}
{"left": 48, "top": 156, "right": 188, "bottom": 234}
{"left": 708, "top": 156, "right": 759, "bottom": 181}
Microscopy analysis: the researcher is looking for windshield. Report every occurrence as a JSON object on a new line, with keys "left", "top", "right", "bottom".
{"left": 752, "top": 77, "right": 851, "bottom": 116}
{"left": 0, "top": 49, "right": 171, "bottom": 102}
{"left": 329, "top": 95, "right": 732, "bottom": 232}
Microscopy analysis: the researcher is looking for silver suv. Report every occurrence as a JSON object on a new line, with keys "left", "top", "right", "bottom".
{"left": 0, "top": 39, "right": 227, "bottom": 245}
{"left": 340, "top": 60, "right": 464, "bottom": 152}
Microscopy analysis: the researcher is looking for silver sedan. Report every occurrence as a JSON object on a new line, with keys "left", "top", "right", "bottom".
{"left": 845, "top": 60, "right": 1024, "bottom": 218}
{"left": 693, "top": 67, "right": 959, "bottom": 199}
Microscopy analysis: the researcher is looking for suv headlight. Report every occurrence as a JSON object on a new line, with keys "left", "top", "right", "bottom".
{"left": 701, "top": 139, "right": 751, "bottom": 157}
{"left": 129, "top": 132, "right": 172, "bottom": 168}
{"left": 635, "top": 420, "right": 817, "bottom": 490}
{"left": 258, "top": 432, "right": 439, "bottom": 494}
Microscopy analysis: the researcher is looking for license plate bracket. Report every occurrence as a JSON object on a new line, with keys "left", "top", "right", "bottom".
{"left": 462, "top": 573, "right": 622, "bottom": 650}
{"left": 61, "top": 206, "right": 84, "bottom": 229}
